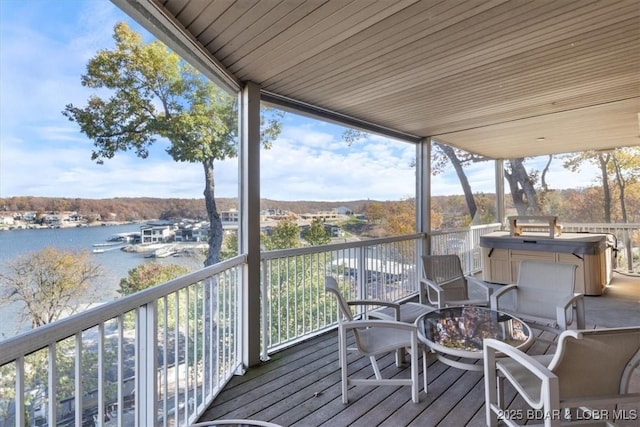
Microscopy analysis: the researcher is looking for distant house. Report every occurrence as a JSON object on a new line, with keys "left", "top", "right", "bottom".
{"left": 41, "top": 214, "right": 61, "bottom": 226}
{"left": 335, "top": 206, "right": 353, "bottom": 215}
{"left": 192, "top": 226, "right": 208, "bottom": 242}
{"left": 22, "top": 212, "right": 36, "bottom": 222}
{"left": 324, "top": 223, "right": 341, "bottom": 237}
{"left": 66, "top": 212, "right": 83, "bottom": 222}
{"left": 221, "top": 209, "right": 239, "bottom": 224}
{"left": 1, "top": 215, "right": 15, "bottom": 226}
{"left": 140, "top": 222, "right": 174, "bottom": 243}
{"left": 174, "top": 228, "right": 191, "bottom": 242}
{"left": 300, "top": 211, "right": 340, "bottom": 221}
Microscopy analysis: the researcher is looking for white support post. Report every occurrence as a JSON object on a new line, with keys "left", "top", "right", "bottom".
{"left": 495, "top": 159, "right": 505, "bottom": 227}
{"left": 417, "top": 137, "right": 432, "bottom": 256}
{"left": 240, "top": 81, "right": 262, "bottom": 367}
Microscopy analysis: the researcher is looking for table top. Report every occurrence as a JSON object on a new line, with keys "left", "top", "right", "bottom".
{"left": 417, "top": 306, "right": 531, "bottom": 357}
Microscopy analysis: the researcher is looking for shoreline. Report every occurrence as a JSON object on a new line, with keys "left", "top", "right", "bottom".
{"left": 0, "top": 220, "right": 144, "bottom": 232}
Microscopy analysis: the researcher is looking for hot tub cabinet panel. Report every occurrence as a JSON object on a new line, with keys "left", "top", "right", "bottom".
{"left": 480, "top": 232, "right": 612, "bottom": 295}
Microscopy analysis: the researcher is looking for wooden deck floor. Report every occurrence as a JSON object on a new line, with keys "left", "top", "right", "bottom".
{"left": 199, "top": 273, "right": 640, "bottom": 427}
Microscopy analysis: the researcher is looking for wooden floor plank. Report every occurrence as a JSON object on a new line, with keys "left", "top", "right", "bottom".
{"left": 198, "top": 273, "right": 640, "bottom": 426}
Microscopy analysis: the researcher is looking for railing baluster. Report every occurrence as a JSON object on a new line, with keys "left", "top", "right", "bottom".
{"left": 174, "top": 292, "right": 180, "bottom": 427}
{"left": 98, "top": 323, "right": 105, "bottom": 427}
{"left": 75, "top": 332, "right": 82, "bottom": 427}
{"left": 161, "top": 295, "right": 168, "bottom": 427}
{"left": 117, "top": 314, "right": 124, "bottom": 425}
{"left": 48, "top": 343, "right": 56, "bottom": 427}
{"left": 16, "top": 356, "right": 25, "bottom": 427}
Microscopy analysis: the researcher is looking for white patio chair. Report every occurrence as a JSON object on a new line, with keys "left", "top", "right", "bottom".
{"left": 420, "top": 254, "right": 492, "bottom": 308}
{"left": 325, "top": 276, "right": 427, "bottom": 403}
{"left": 324, "top": 275, "right": 432, "bottom": 323}
{"left": 490, "top": 260, "right": 585, "bottom": 334}
{"left": 483, "top": 326, "right": 640, "bottom": 427}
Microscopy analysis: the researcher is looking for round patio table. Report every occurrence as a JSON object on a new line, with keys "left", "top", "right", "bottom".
{"left": 417, "top": 306, "right": 532, "bottom": 371}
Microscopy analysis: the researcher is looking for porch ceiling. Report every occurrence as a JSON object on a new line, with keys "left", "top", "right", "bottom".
{"left": 116, "top": 0, "right": 639, "bottom": 159}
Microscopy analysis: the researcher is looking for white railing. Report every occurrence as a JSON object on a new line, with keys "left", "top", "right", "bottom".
{"left": 260, "top": 233, "right": 426, "bottom": 359}
{"left": 431, "top": 223, "right": 503, "bottom": 274}
{"left": 562, "top": 223, "right": 640, "bottom": 273}
{"left": 0, "top": 255, "right": 245, "bottom": 427}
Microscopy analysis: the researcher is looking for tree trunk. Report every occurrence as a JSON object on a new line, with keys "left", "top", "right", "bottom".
{"left": 611, "top": 154, "right": 632, "bottom": 272}
{"left": 438, "top": 143, "right": 478, "bottom": 221}
{"left": 505, "top": 158, "right": 540, "bottom": 215}
{"left": 597, "top": 153, "right": 612, "bottom": 223}
{"left": 203, "top": 159, "right": 223, "bottom": 267}
{"left": 540, "top": 154, "right": 552, "bottom": 191}
{"left": 612, "top": 155, "right": 628, "bottom": 223}
{"left": 202, "top": 159, "right": 219, "bottom": 391}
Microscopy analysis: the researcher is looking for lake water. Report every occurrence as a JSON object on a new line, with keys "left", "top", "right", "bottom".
{"left": 0, "top": 224, "right": 206, "bottom": 339}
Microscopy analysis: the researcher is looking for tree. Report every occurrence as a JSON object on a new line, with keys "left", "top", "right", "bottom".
{"left": 363, "top": 202, "right": 386, "bottom": 225}
{"left": 383, "top": 199, "right": 415, "bottom": 236}
{"left": 220, "top": 230, "right": 239, "bottom": 260}
{"left": 118, "top": 263, "right": 189, "bottom": 296}
{"left": 303, "top": 218, "right": 331, "bottom": 246}
{"left": 564, "top": 151, "right": 613, "bottom": 222}
{"left": 263, "top": 218, "right": 301, "bottom": 250}
{"left": 0, "top": 247, "right": 101, "bottom": 328}
{"left": 432, "top": 142, "right": 485, "bottom": 220}
{"left": 609, "top": 147, "right": 640, "bottom": 224}
{"left": 63, "top": 22, "right": 283, "bottom": 266}
{"left": 563, "top": 147, "right": 640, "bottom": 223}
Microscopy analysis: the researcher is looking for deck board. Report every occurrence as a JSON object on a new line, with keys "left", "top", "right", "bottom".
{"left": 199, "top": 273, "right": 640, "bottom": 427}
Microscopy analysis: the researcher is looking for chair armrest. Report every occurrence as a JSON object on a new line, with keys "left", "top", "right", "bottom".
{"left": 420, "top": 278, "right": 444, "bottom": 307}
{"left": 466, "top": 276, "right": 493, "bottom": 299}
{"left": 484, "top": 338, "right": 558, "bottom": 409}
{"left": 556, "top": 292, "right": 583, "bottom": 311}
{"left": 341, "top": 319, "right": 417, "bottom": 332}
{"left": 340, "top": 319, "right": 418, "bottom": 354}
{"left": 490, "top": 284, "right": 517, "bottom": 310}
{"left": 555, "top": 293, "right": 585, "bottom": 329}
{"left": 347, "top": 300, "right": 401, "bottom": 320}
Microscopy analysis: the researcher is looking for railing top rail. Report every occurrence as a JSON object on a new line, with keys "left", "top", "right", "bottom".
{"left": 430, "top": 223, "right": 502, "bottom": 235}
{"left": 563, "top": 222, "right": 640, "bottom": 228}
{"left": 0, "top": 254, "right": 246, "bottom": 365}
{"left": 260, "top": 233, "right": 425, "bottom": 260}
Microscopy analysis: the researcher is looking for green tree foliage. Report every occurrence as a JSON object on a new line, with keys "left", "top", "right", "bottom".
{"left": 303, "top": 218, "right": 331, "bottom": 246}
{"left": 263, "top": 218, "right": 301, "bottom": 250}
{"left": 118, "top": 262, "right": 189, "bottom": 296}
{"left": 220, "top": 230, "right": 239, "bottom": 260}
{"left": 63, "top": 22, "right": 282, "bottom": 266}
{"left": 0, "top": 247, "right": 101, "bottom": 328}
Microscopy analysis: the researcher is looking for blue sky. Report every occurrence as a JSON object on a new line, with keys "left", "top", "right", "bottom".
{"left": 0, "top": 0, "right": 597, "bottom": 202}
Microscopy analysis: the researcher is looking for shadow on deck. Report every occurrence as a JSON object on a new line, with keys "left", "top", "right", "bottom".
{"left": 198, "top": 273, "right": 640, "bottom": 427}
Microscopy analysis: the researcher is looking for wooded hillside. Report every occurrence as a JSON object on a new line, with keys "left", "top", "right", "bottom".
{"left": 1, "top": 184, "right": 639, "bottom": 229}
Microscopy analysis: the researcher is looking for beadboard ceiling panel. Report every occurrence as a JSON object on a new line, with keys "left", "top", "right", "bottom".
{"left": 115, "top": 0, "right": 639, "bottom": 158}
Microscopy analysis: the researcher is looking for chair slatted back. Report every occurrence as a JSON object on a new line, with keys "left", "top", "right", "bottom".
{"left": 422, "top": 255, "right": 469, "bottom": 300}
{"left": 516, "top": 260, "right": 577, "bottom": 320}
{"left": 325, "top": 276, "right": 354, "bottom": 322}
{"left": 550, "top": 327, "right": 640, "bottom": 398}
